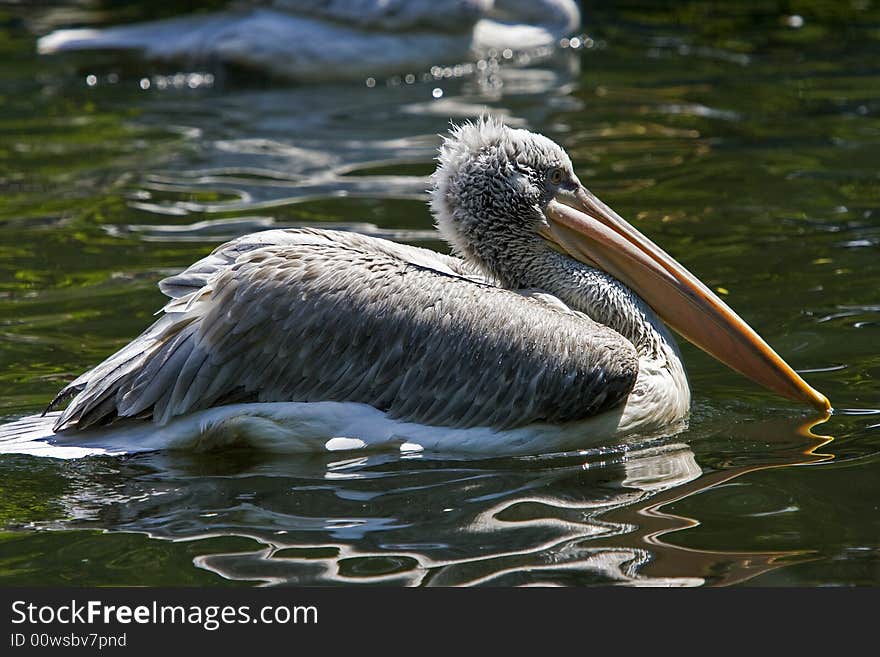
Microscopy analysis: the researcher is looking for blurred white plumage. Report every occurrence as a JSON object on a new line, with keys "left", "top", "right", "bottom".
{"left": 38, "top": 0, "right": 581, "bottom": 79}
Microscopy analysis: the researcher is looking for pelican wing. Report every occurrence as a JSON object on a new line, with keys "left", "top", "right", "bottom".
{"left": 49, "top": 229, "right": 637, "bottom": 433}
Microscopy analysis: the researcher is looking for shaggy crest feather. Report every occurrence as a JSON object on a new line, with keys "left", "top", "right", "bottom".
{"left": 430, "top": 115, "right": 574, "bottom": 283}
{"left": 431, "top": 116, "right": 508, "bottom": 256}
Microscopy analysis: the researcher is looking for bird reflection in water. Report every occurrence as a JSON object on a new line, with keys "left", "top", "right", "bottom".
{"left": 30, "top": 414, "right": 831, "bottom": 587}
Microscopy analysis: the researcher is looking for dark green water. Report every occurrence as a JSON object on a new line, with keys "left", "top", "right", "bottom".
{"left": 1, "top": 1, "right": 879, "bottom": 586}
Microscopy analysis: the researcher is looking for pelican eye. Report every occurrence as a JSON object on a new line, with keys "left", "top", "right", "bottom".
{"left": 547, "top": 167, "right": 564, "bottom": 185}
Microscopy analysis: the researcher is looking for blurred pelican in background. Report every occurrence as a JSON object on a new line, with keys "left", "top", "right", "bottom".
{"left": 38, "top": 0, "right": 582, "bottom": 80}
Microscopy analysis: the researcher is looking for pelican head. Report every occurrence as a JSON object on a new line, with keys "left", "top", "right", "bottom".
{"left": 431, "top": 117, "right": 578, "bottom": 287}
{"left": 430, "top": 116, "right": 830, "bottom": 412}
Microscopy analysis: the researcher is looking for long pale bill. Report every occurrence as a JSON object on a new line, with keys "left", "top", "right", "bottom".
{"left": 542, "top": 189, "right": 830, "bottom": 413}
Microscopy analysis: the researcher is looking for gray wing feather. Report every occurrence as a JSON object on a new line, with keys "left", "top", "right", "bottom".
{"left": 158, "top": 228, "right": 481, "bottom": 302}
{"left": 50, "top": 228, "right": 637, "bottom": 432}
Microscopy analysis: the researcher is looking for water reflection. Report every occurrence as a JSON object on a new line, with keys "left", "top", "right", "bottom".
{"left": 5, "top": 414, "right": 825, "bottom": 587}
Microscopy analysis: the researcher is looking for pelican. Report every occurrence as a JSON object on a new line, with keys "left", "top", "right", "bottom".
{"left": 42, "top": 118, "right": 829, "bottom": 456}
{"left": 37, "top": 0, "right": 581, "bottom": 80}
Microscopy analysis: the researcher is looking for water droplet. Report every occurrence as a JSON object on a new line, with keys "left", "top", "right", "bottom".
{"left": 569, "top": 37, "right": 582, "bottom": 49}
{"left": 365, "top": 77, "right": 376, "bottom": 88}
{"left": 502, "top": 48, "right": 513, "bottom": 59}
{"left": 404, "top": 74, "right": 415, "bottom": 84}
{"left": 85, "top": 74, "right": 97, "bottom": 87}
{"left": 432, "top": 87, "right": 443, "bottom": 99}
{"left": 107, "top": 72, "right": 119, "bottom": 83}
{"left": 139, "top": 78, "right": 150, "bottom": 90}
{"left": 785, "top": 14, "right": 804, "bottom": 28}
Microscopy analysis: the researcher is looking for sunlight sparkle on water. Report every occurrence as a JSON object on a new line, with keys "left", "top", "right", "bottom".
{"left": 149, "top": 72, "right": 215, "bottom": 91}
